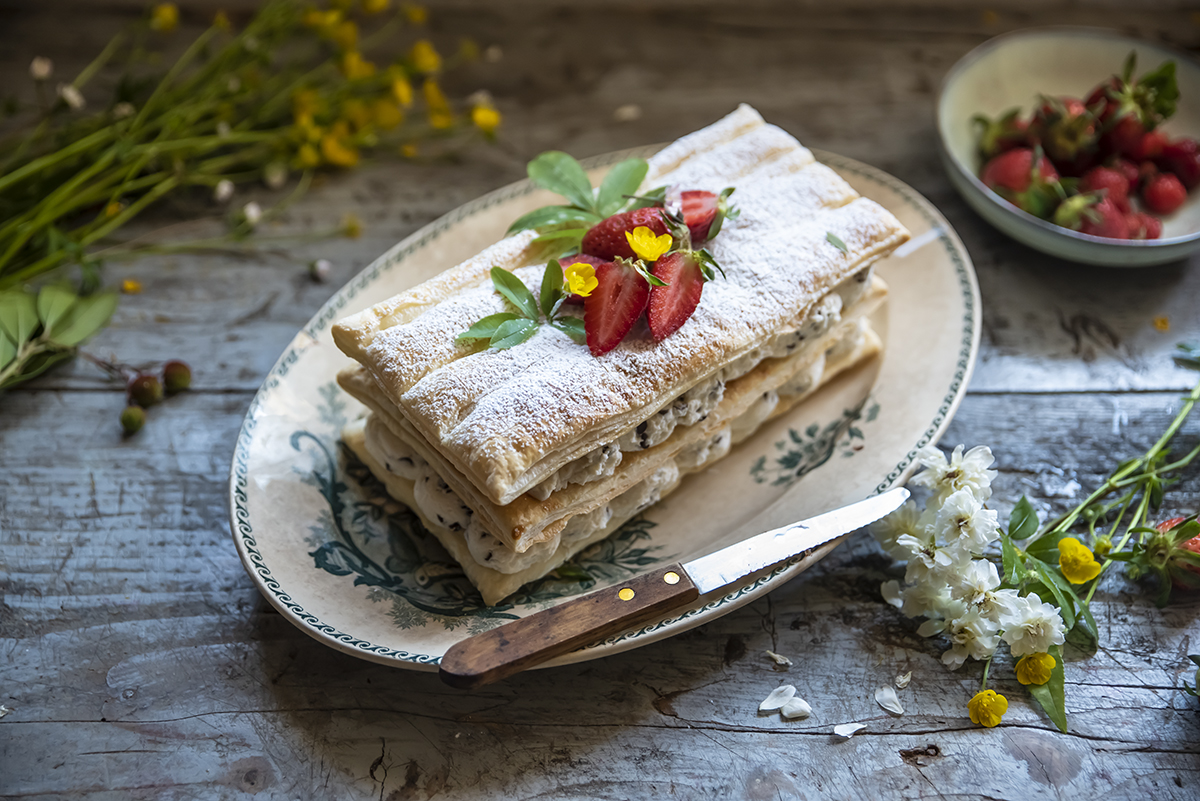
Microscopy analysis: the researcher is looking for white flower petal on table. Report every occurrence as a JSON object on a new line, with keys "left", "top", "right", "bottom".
{"left": 780, "top": 697, "right": 812, "bottom": 720}
{"left": 758, "top": 685, "right": 796, "bottom": 712}
{"left": 765, "top": 650, "right": 793, "bottom": 667}
{"left": 895, "top": 671, "right": 912, "bottom": 689}
{"left": 875, "top": 685, "right": 904, "bottom": 715}
{"left": 833, "top": 722, "right": 866, "bottom": 739}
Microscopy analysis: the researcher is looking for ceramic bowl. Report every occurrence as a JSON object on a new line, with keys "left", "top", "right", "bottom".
{"left": 937, "top": 27, "right": 1200, "bottom": 267}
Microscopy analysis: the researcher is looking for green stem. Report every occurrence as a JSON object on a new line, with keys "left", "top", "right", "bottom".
{"left": 72, "top": 32, "right": 125, "bottom": 90}
{"left": 0, "top": 126, "right": 117, "bottom": 195}
{"left": 980, "top": 656, "right": 993, "bottom": 691}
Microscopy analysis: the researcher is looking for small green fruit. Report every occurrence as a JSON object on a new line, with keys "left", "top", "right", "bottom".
{"left": 120, "top": 405, "right": 146, "bottom": 435}
{"left": 162, "top": 360, "right": 192, "bottom": 394}
{"left": 127, "top": 373, "right": 164, "bottom": 407}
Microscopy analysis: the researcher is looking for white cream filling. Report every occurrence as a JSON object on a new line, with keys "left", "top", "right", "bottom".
{"left": 526, "top": 266, "right": 873, "bottom": 499}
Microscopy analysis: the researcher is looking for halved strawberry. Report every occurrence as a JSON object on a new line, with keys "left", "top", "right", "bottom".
{"left": 581, "top": 208, "right": 668, "bottom": 261}
{"left": 583, "top": 258, "right": 650, "bottom": 356}
{"left": 680, "top": 187, "right": 737, "bottom": 244}
{"left": 647, "top": 250, "right": 722, "bottom": 341}
{"left": 555, "top": 254, "right": 606, "bottom": 303}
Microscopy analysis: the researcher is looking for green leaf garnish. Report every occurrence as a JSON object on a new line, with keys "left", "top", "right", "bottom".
{"left": 456, "top": 312, "right": 522, "bottom": 342}
{"left": 507, "top": 205, "right": 601, "bottom": 236}
{"left": 489, "top": 317, "right": 539, "bottom": 349}
{"left": 826, "top": 232, "right": 849, "bottom": 254}
{"left": 706, "top": 186, "right": 738, "bottom": 241}
{"left": 527, "top": 151, "right": 597, "bottom": 215}
{"left": 624, "top": 185, "right": 667, "bottom": 211}
{"left": 1008, "top": 496, "right": 1038, "bottom": 540}
{"left": 597, "top": 158, "right": 649, "bottom": 217}
{"left": 0, "top": 289, "right": 39, "bottom": 346}
{"left": 45, "top": 291, "right": 116, "bottom": 348}
{"left": 490, "top": 266, "right": 539, "bottom": 320}
{"left": 551, "top": 316, "right": 586, "bottom": 344}
{"left": 540, "top": 260, "right": 564, "bottom": 319}
{"left": 627, "top": 258, "right": 668, "bottom": 287}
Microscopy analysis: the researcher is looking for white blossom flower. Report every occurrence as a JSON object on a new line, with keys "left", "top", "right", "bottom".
{"left": 112, "top": 102, "right": 135, "bottom": 119}
{"left": 263, "top": 161, "right": 287, "bottom": 190}
{"left": 242, "top": 201, "right": 262, "bottom": 226}
{"left": 1000, "top": 595, "right": 1066, "bottom": 657}
{"left": 216, "top": 120, "right": 232, "bottom": 139}
{"left": 484, "top": 45, "right": 503, "bottom": 63}
{"left": 903, "top": 579, "right": 967, "bottom": 622}
{"left": 897, "top": 532, "right": 971, "bottom": 586}
{"left": 911, "top": 444, "right": 997, "bottom": 503}
{"left": 213, "top": 179, "right": 235, "bottom": 203}
{"left": 940, "top": 607, "right": 1001, "bottom": 670}
{"left": 57, "top": 83, "right": 85, "bottom": 110}
{"left": 872, "top": 499, "right": 927, "bottom": 560}
{"left": 29, "top": 56, "right": 53, "bottom": 80}
{"left": 309, "top": 258, "right": 332, "bottom": 283}
{"left": 933, "top": 489, "right": 999, "bottom": 554}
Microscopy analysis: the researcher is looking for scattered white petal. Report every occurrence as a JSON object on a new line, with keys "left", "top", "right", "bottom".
{"left": 57, "top": 83, "right": 85, "bottom": 110}
{"left": 895, "top": 671, "right": 912, "bottom": 689}
{"left": 833, "top": 722, "right": 866, "bottom": 739}
{"left": 30, "top": 56, "right": 53, "bottom": 80}
{"left": 613, "top": 104, "right": 642, "bottom": 122}
{"left": 758, "top": 684, "right": 796, "bottom": 712}
{"left": 765, "top": 650, "right": 792, "bottom": 668}
{"left": 875, "top": 685, "right": 904, "bottom": 715}
{"left": 0, "top": 704, "right": 11, "bottom": 718}
{"left": 467, "top": 89, "right": 494, "bottom": 107}
{"left": 213, "top": 179, "right": 235, "bottom": 203}
{"left": 881, "top": 579, "right": 904, "bottom": 609}
{"left": 780, "top": 697, "right": 812, "bottom": 719}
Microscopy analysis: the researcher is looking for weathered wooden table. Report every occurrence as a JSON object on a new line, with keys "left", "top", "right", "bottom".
{"left": 4, "top": 2, "right": 1200, "bottom": 798}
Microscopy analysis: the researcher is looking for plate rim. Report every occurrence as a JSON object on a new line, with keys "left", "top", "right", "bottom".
{"left": 228, "top": 146, "right": 982, "bottom": 669}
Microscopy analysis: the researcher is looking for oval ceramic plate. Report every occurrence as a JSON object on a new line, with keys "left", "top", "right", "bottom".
{"left": 229, "top": 147, "right": 980, "bottom": 671}
{"left": 938, "top": 27, "right": 1200, "bottom": 267}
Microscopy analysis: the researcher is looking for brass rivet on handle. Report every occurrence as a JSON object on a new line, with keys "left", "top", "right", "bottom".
{"left": 618, "top": 588, "right": 635, "bottom": 601}
{"left": 663, "top": 571, "right": 680, "bottom": 585}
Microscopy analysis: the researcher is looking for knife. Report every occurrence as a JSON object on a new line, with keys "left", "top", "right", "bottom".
{"left": 438, "top": 487, "right": 909, "bottom": 688}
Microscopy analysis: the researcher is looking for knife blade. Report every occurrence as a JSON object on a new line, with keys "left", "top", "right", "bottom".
{"left": 438, "top": 486, "right": 909, "bottom": 689}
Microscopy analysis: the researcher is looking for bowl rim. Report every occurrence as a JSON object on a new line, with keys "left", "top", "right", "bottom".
{"left": 936, "top": 25, "right": 1200, "bottom": 249}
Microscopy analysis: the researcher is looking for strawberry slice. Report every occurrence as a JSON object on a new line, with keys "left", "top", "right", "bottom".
{"left": 555, "top": 253, "right": 606, "bottom": 302}
{"left": 583, "top": 259, "right": 650, "bottom": 356}
{"left": 581, "top": 208, "right": 668, "bottom": 261}
{"left": 680, "top": 188, "right": 737, "bottom": 244}
{"left": 647, "top": 251, "right": 708, "bottom": 341}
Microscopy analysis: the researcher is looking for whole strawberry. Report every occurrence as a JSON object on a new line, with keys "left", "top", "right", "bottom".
{"left": 1029, "top": 97, "right": 1098, "bottom": 172}
{"left": 980, "top": 147, "right": 1062, "bottom": 218}
{"left": 1142, "top": 172, "right": 1187, "bottom": 215}
{"left": 972, "top": 108, "right": 1029, "bottom": 160}
{"left": 1156, "top": 138, "right": 1200, "bottom": 190}
{"left": 1088, "top": 54, "right": 1179, "bottom": 159}
{"left": 581, "top": 208, "right": 669, "bottom": 261}
{"left": 1080, "top": 166, "right": 1131, "bottom": 211}
{"left": 1053, "top": 194, "right": 1131, "bottom": 239}
{"left": 1109, "top": 158, "right": 1140, "bottom": 193}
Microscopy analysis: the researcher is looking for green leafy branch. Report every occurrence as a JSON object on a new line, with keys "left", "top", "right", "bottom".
{"left": 0, "top": 285, "right": 117, "bottom": 389}
{"left": 457, "top": 263, "right": 584, "bottom": 350}
{"left": 507, "top": 152, "right": 653, "bottom": 258}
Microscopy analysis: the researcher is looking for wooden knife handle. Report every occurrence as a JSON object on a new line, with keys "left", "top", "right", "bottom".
{"left": 439, "top": 564, "right": 699, "bottom": 689}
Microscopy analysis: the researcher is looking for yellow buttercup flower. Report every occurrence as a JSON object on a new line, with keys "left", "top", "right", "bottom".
{"left": 341, "top": 98, "right": 371, "bottom": 130}
{"left": 1058, "top": 536, "right": 1102, "bottom": 584}
{"left": 410, "top": 39, "right": 442, "bottom": 74}
{"left": 121, "top": 278, "right": 143, "bottom": 294}
{"left": 329, "top": 20, "right": 358, "bottom": 50}
{"left": 402, "top": 3, "right": 429, "bottom": 24}
{"left": 400, "top": 143, "right": 418, "bottom": 158}
{"left": 371, "top": 98, "right": 403, "bottom": 130}
{"left": 213, "top": 10, "right": 231, "bottom": 31}
{"left": 320, "top": 123, "right": 359, "bottom": 167}
{"left": 150, "top": 3, "right": 179, "bottom": 33}
{"left": 565, "top": 262, "right": 598, "bottom": 297}
{"left": 362, "top": 0, "right": 391, "bottom": 13}
{"left": 423, "top": 79, "right": 448, "bottom": 111}
{"left": 343, "top": 213, "right": 364, "bottom": 238}
{"left": 104, "top": 201, "right": 123, "bottom": 218}
{"left": 626, "top": 226, "right": 672, "bottom": 262}
{"left": 340, "top": 51, "right": 376, "bottom": 80}
{"left": 471, "top": 105, "right": 501, "bottom": 134}
{"left": 303, "top": 9, "right": 342, "bottom": 30}
{"left": 967, "top": 690, "right": 1007, "bottom": 728}
{"left": 1016, "top": 653, "right": 1056, "bottom": 686}
{"left": 391, "top": 75, "right": 414, "bottom": 107}
{"left": 293, "top": 89, "right": 321, "bottom": 125}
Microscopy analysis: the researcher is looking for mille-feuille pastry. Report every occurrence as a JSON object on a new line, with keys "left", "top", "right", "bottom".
{"left": 333, "top": 104, "right": 910, "bottom": 604}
